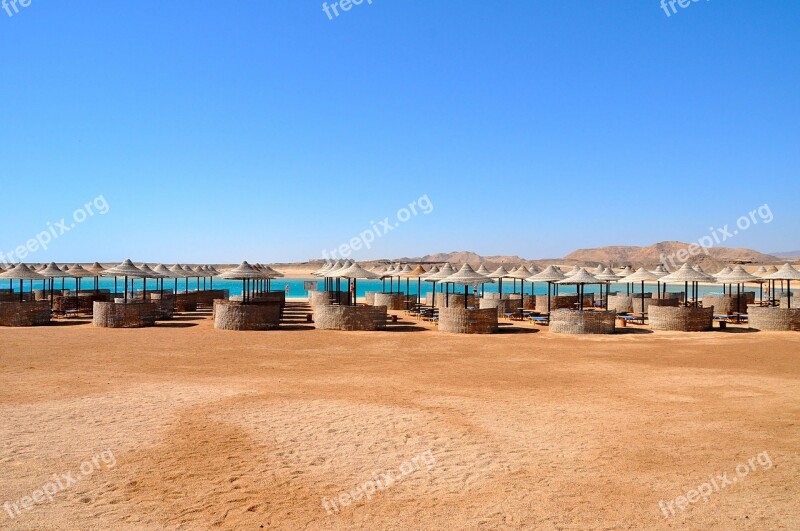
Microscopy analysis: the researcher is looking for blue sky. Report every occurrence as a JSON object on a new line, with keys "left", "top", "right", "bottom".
{"left": 1, "top": 0, "right": 798, "bottom": 263}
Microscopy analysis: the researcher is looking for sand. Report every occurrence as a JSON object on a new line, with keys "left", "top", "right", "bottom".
{"left": 0, "top": 312, "right": 798, "bottom": 530}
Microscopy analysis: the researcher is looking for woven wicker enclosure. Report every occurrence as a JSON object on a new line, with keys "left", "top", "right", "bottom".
{"left": 308, "top": 290, "right": 350, "bottom": 307}
{"left": 479, "top": 297, "right": 520, "bottom": 317}
{"left": 0, "top": 292, "right": 33, "bottom": 302}
{"left": 534, "top": 294, "right": 579, "bottom": 313}
{"left": 373, "top": 293, "right": 416, "bottom": 310}
{"left": 550, "top": 310, "right": 616, "bottom": 335}
{"left": 607, "top": 295, "right": 634, "bottom": 313}
{"left": 480, "top": 293, "right": 535, "bottom": 310}
{"left": 433, "top": 293, "right": 479, "bottom": 309}
{"left": 437, "top": 307, "right": 498, "bottom": 334}
{"left": 779, "top": 295, "right": 798, "bottom": 309}
{"left": 0, "top": 301, "right": 51, "bottom": 327}
{"left": 213, "top": 300, "right": 282, "bottom": 330}
{"left": 53, "top": 293, "right": 113, "bottom": 313}
{"left": 748, "top": 307, "right": 800, "bottom": 331}
{"left": 648, "top": 306, "right": 714, "bottom": 332}
{"left": 640, "top": 298, "right": 680, "bottom": 313}
{"left": 702, "top": 293, "right": 755, "bottom": 314}
{"left": 196, "top": 289, "right": 230, "bottom": 308}
{"left": 174, "top": 292, "right": 198, "bottom": 312}
{"left": 93, "top": 301, "right": 157, "bottom": 328}
{"left": 313, "top": 305, "right": 388, "bottom": 331}
{"left": 147, "top": 292, "right": 174, "bottom": 319}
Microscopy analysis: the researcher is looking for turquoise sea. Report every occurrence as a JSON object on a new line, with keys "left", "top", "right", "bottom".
{"left": 4, "top": 276, "right": 767, "bottom": 299}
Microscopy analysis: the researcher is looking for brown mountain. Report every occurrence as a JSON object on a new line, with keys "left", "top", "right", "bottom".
{"left": 565, "top": 241, "right": 779, "bottom": 269}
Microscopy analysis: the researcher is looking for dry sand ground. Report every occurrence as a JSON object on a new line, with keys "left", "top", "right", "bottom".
{"left": 0, "top": 311, "right": 798, "bottom": 530}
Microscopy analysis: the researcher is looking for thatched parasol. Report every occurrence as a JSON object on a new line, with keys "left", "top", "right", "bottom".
{"left": 764, "top": 263, "right": 800, "bottom": 309}
{"left": 66, "top": 264, "right": 94, "bottom": 309}
{"left": 507, "top": 265, "right": 533, "bottom": 303}
{"left": 487, "top": 266, "right": 511, "bottom": 299}
{"left": 219, "top": 261, "right": 268, "bottom": 303}
{"left": 0, "top": 263, "right": 45, "bottom": 302}
{"left": 425, "top": 263, "right": 456, "bottom": 309}
{"left": 556, "top": 268, "right": 601, "bottom": 312}
{"left": 717, "top": 265, "right": 759, "bottom": 319}
{"left": 650, "top": 264, "right": 670, "bottom": 299}
{"left": 659, "top": 264, "right": 714, "bottom": 307}
{"left": 103, "top": 259, "right": 145, "bottom": 302}
{"left": 85, "top": 262, "right": 106, "bottom": 293}
{"left": 620, "top": 267, "right": 657, "bottom": 318}
{"left": 595, "top": 267, "right": 622, "bottom": 309}
{"left": 400, "top": 265, "right": 427, "bottom": 310}
{"left": 528, "top": 265, "right": 566, "bottom": 315}
{"left": 38, "top": 262, "right": 66, "bottom": 306}
{"left": 442, "top": 264, "right": 494, "bottom": 309}
{"left": 333, "top": 262, "right": 381, "bottom": 306}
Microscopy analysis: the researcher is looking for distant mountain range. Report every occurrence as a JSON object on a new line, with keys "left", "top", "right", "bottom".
{"left": 564, "top": 241, "right": 779, "bottom": 269}
{"left": 299, "top": 242, "right": 789, "bottom": 271}
{"left": 771, "top": 250, "right": 800, "bottom": 259}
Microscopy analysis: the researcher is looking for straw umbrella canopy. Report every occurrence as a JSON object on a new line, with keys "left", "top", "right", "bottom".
{"left": 331, "top": 262, "right": 381, "bottom": 306}
{"left": 659, "top": 264, "right": 714, "bottom": 307}
{"left": 762, "top": 265, "right": 780, "bottom": 303}
{"left": 425, "top": 263, "right": 456, "bottom": 309}
{"left": 205, "top": 265, "right": 221, "bottom": 290}
{"left": 85, "top": 262, "right": 106, "bottom": 293}
{"left": 563, "top": 266, "right": 581, "bottom": 278}
{"left": 0, "top": 263, "right": 45, "bottom": 302}
{"left": 592, "top": 264, "right": 606, "bottom": 275}
{"left": 528, "top": 265, "right": 566, "bottom": 314}
{"left": 63, "top": 264, "right": 92, "bottom": 310}
{"left": 475, "top": 264, "right": 491, "bottom": 276}
{"left": 556, "top": 268, "right": 601, "bottom": 312}
{"left": 328, "top": 260, "right": 352, "bottom": 302}
{"left": 650, "top": 264, "right": 671, "bottom": 298}
{"left": 401, "top": 265, "right": 428, "bottom": 309}
{"left": 139, "top": 264, "right": 165, "bottom": 299}
{"left": 442, "top": 264, "right": 494, "bottom": 309}
{"left": 219, "top": 261, "right": 268, "bottom": 303}
{"left": 764, "top": 264, "right": 800, "bottom": 309}
{"left": 717, "top": 265, "right": 759, "bottom": 319}
{"left": 311, "top": 262, "right": 328, "bottom": 276}
{"left": 380, "top": 263, "right": 400, "bottom": 293}
{"left": 38, "top": 262, "right": 66, "bottom": 304}
{"left": 166, "top": 264, "right": 190, "bottom": 295}
{"left": 620, "top": 267, "right": 658, "bottom": 317}
{"left": 103, "top": 259, "right": 146, "bottom": 302}
{"left": 507, "top": 265, "right": 533, "bottom": 301}
{"left": 595, "top": 267, "right": 622, "bottom": 309}
{"left": 152, "top": 264, "right": 176, "bottom": 295}
{"left": 714, "top": 266, "right": 733, "bottom": 295}
{"left": 487, "top": 266, "right": 511, "bottom": 299}
{"left": 180, "top": 265, "right": 199, "bottom": 292}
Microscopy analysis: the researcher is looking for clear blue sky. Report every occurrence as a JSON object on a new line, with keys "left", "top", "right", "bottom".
{"left": 1, "top": 0, "right": 798, "bottom": 263}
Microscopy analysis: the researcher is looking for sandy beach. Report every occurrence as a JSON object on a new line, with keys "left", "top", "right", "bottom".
{"left": 1, "top": 310, "right": 798, "bottom": 530}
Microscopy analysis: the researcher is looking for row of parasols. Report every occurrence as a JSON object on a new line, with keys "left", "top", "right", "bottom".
{"left": 0, "top": 260, "right": 285, "bottom": 306}
{"left": 310, "top": 260, "right": 800, "bottom": 312}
